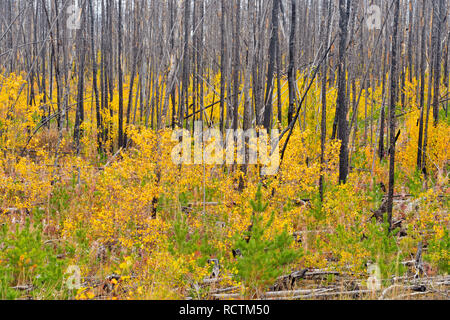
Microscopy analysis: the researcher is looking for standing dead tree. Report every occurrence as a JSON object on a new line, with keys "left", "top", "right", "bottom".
{"left": 387, "top": 0, "right": 401, "bottom": 231}
{"left": 335, "top": 0, "right": 351, "bottom": 184}
{"left": 263, "top": 0, "right": 280, "bottom": 130}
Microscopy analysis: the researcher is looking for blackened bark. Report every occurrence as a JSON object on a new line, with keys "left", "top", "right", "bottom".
{"left": 88, "top": 0, "right": 102, "bottom": 152}
{"left": 287, "top": 0, "right": 297, "bottom": 125}
{"left": 417, "top": 0, "right": 426, "bottom": 171}
{"left": 336, "top": 0, "right": 350, "bottom": 184}
{"left": 263, "top": 0, "right": 280, "bottom": 130}
{"left": 432, "top": 0, "right": 445, "bottom": 126}
{"left": 319, "top": 0, "right": 331, "bottom": 202}
{"left": 387, "top": 0, "right": 401, "bottom": 231}
{"left": 74, "top": 6, "right": 86, "bottom": 148}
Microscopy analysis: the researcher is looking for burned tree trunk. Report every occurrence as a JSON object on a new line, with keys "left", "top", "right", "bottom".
{"left": 287, "top": 0, "right": 297, "bottom": 125}
{"left": 336, "top": 0, "right": 351, "bottom": 184}
{"left": 89, "top": 0, "right": 102, "bottom": 152}
{"left": 118, "top": 0, "right": 124, "bottom": 149}
{"left": 417, "top": 0, "right": 427, "bottom": 172}
{"left": 319, "top": 0, "right": 331, "bottom": 202}
{"left": 263, "top": 0, "right": 280, "bottom": 130}
{"left": 74, "top": 3, "right": 86, "bottom": 148}
{"left": 432, "top": 0, "right": 445, "bottom": 126}
{"left": 181, "top": 0, "right": 191, "bottom": 129}
{"left": 219, "top": 0, "right": 227, "bottom": 133}
{"left": 232, "top": 0, "right": 241, "bottom": 130}
{"left": 387, "top": 0, "right": 401, "bottom": 231}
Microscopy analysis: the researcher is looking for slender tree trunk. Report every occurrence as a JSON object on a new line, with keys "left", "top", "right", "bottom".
{"left": 182, "top": 0, "right": 191, "bottom": 129}
{"left": 74, "top": 5, "right": 86, "bottom": 148}
{"left": 118, "top": 0, "right": 124, "bottom": 149}
{"left": 319, "top": 0, "right": 331, "bottom": 202}
{"left": 445, "top": 32, "right": 449, "bottom": 118}
{"left": 89, "top": 0, "right": 102, "bottom": 152}
{"left": 125, "top": 12, "right": 140, "bottom": 143}
{"left": 263, "top": 0, "right": 280, "bottom": 130}
{"left": 379, "top": 31, "right": 389, "bottom": 161}
{"left": 417, "top": 0, "right": 427, "bottom": 171}
{"left": 232, "top": 0, "right": 241, "bottom": 130}
{"left": 287, "top": 0, "right": 297, "bottom": 125}
{"left": 336, "top": 0, "right": 351, "bottom": 184}
{"left": 219, "top": 0, "right": 227, "bottom": 133}
{"left": 387, "top": 0, "right": 400, "bottom": 231}
{"left": 432, "top": 0, "right": 445, "bottom": 126}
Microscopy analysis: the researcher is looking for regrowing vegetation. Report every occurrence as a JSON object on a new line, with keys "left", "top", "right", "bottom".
{"left": 0, "top": 0, "right": 448, "bottom": 300}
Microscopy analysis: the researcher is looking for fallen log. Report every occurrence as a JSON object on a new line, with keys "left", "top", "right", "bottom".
{"left": 211, "top": 293, "right": 241, "bottom": 300}
{"left": 264, "top": 287, "right": 336, "bottom": 298}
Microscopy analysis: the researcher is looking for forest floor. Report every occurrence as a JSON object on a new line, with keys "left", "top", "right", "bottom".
{"left": 0, "top": 73, "right": 449, "bottom": 300}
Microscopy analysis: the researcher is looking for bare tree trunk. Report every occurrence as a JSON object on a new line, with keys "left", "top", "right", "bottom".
{"left": 287, "top": 0, "right": 297, "bottom": 125}
{"left": 125, "top": 10, "right": 140, "bottom": 143}
{"left": 118, "top": 0, "right": 124, "bottom": 149}
{"left": 432, "top": 0, "right": 445, "bottom": 126}
{"left": 387, "top": 0, "right": 401, "bottom": 231}
{"left": 88, "top": 0, "right": 102, "bottom": 152}
{"left": 219, "top": 0, "right": 227, "bottom": 133}
{"left": 243, "top": 1, "right": 255, "bottom": 140}
{"left": 232, "top": 0, "right": 241, "bottom": 130}
{"left": 276, "top": 34, "right": 282, "bottom": 126}
{"left": 181, "top": 0, "right": 191, "bottom": 129}
{"left": 379, "top": 28, "right": 389, "bottom": 161}
{"left": 319, "top": 0, "right": 331, "bottom": 202}
{"left": 336, "top": 0, "right": 351, "bottom": 184}
{"left": 263, "top": 0, "right": 280, "bottom": 130}
{"left": 445, "top": 32, "right": 449, "bottom": 118}
{"left": 417, "top": 0, "right": 427, "bottom": 172}
{"left": 422, "top": 52, "right": 434, "bottom": 181}
{"left": 74, "top": 3, "right": 86, "bottom": 148}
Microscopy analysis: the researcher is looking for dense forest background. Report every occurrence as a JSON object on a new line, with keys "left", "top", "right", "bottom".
{"left": 0, "top": 0, "right": 448, "bottom": 300}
